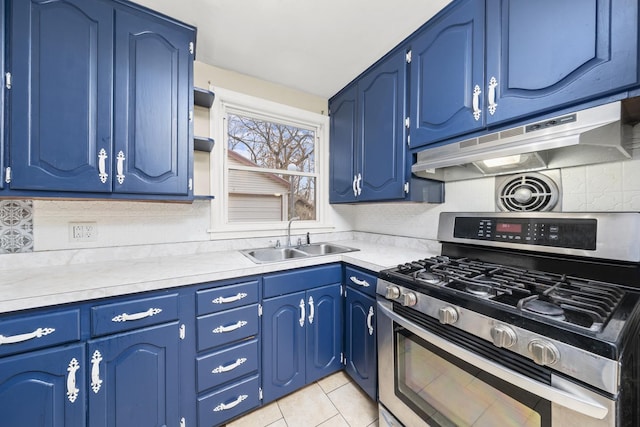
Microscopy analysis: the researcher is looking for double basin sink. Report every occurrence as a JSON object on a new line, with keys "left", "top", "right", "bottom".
{"left": 240, "top": 243, "right": 359, "bottom": 264}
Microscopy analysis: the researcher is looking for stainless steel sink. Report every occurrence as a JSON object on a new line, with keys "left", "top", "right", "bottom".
{"left": 240, "top": 243, "right": 358, "bottom": 263}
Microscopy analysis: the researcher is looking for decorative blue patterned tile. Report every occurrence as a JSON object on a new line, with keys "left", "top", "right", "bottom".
{"left": 0, "top": 200, "right": 34, "bottom": 253}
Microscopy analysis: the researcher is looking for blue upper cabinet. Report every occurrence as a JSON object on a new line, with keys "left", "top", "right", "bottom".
{"left": 6, "top": 0, "right": 195, "bottom": 199}
{"left": 9, "top": 0, "right": 114, "bottom": 193}
{"left": 329, "top": 49, "right": 407, "bottom": 203}
{"left": 408, "top": 0, "right": 485, "bottom": 147}
{"left": 485, "top": 0, "right": 639, "bottom": 125}
{"left": 113, "top": 6, "right": 193, "bottom": 196}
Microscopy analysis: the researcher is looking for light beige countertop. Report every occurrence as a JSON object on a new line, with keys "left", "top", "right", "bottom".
{"left": 0, "top": 238, "right": 439, "bottom": 314}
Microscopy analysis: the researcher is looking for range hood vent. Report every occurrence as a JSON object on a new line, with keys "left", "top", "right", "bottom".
{"left": 412, "top": 98, "right": 640, "bottom": 182}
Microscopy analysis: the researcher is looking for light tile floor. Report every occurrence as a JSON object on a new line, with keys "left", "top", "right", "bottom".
{"left": 225, "top": 371, "right": 379, "bottom": 427}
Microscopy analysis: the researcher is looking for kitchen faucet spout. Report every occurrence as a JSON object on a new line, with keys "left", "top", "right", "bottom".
{"left": 287, "top": 217, "right": 300, "bottom": 247}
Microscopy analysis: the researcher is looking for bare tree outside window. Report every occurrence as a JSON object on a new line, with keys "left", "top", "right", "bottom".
{"left": 227, "top": 113, "right": 317, "bottom": 222}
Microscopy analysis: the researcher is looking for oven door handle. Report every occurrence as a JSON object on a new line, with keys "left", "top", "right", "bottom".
{"left": 377, "top": 301, "right": 609, "bottom": 420}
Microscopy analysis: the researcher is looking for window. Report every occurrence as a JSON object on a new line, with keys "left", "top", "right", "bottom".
{"left": 209, "top": 88, "right": 329, "bottom": 236}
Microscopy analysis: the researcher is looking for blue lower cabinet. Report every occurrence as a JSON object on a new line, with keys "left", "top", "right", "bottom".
{"left": 262, "top": 282, "right": 343, "bottom": 403}
{"left": 344, "top": 287, "right": 377, "bottom": 400}
{"left": 197, "top": 374, "right": 261, "bottom": 427}
{"left": 87, "top": 322, "right": 181, "bottom": 427}
{"left": 0, "top": 343, "right": 86, "bottom": 427}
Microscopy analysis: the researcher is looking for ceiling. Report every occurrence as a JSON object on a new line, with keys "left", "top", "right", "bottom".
{"left": 131, "top": 0, "right": 451, "bottom": 98}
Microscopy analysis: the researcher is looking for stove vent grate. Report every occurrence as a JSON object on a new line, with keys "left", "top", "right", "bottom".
{"left": 496, "top": 172, "right": 560, "bottom": 212}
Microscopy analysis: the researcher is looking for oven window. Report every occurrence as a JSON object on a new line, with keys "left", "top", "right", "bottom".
{"left": 395, "top": 328, "right": 550, "bottom": 427}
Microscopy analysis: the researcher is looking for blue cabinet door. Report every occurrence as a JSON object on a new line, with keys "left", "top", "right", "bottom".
{"left": 261, "top": 292, "right": 306, "bottom": 403}
{"left": 9, "top": 0, "right": 113, "bottom": 192}
{"left": 485, "top": 0, "right": 639, "bottom": 125}
{"left": 306, "top": 283, "right": 343, "bottom": 384}
{"left": 345, "top": 288, "right": 376, "bottom": 400}
{"left": 329, "top": 85, "right": 358, "bottom": 203}
{"left": 87, "top": 322, "right": 181, "bottom": 427}
{"left": 408, "top": 0, "right": 485, "bottom": 147}
{"left": 113, "top": 7, "right": 193, "bottom": 196}
{"left": 358, "top": 49, "right": 407, "bottom": 201}
{"left": 0, "top": 0, "right": 4, "bottom": 191}
{"left": 0, "top": 344, "right": 86, "bottom": 427}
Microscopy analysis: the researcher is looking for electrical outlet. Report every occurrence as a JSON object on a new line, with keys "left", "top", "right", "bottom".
{"left": 69, "top": 222, "right": 98, "bottom": 242}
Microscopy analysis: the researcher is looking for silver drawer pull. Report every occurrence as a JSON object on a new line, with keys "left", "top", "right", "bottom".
{"left": 98, "top": 149, "right": 108, "bottom": 183}
{"left": 349, "top": 276, "right": 370, "bottom": 287}
{"left": 66, "top": 358, "right": 80, "bottom": 403}
{"left": 213, "top": 394, "right": 247, "bottom": 412}
{"left": 212, "top": 293, "right": 248, "bottom": 304}
{"left": 90, "top": 350, "right": 103, "bottom": 394}
{"left": 212, "top": 358, "right": 247, "bottom": 374}
{"left": 0, "top": 327, "right": 55, "bottom": 345}
{"left": 212, "top": 321, "right": 247, "bottom": 334}
{"left": 116, "top": 151, "right": 126, "bottom": 184}
{"left": 112, "top": 308, "right": 162, "bottom": 323}
{"left": 367, "top": 306, "right": 374, "bottom": 336}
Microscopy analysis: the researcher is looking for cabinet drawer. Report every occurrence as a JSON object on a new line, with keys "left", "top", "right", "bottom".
{"left": 197, "top": 374, "right": 260, "bottom": 427}
{"left": 263, "top": 264, "right": 341, "bottom": 298}
{"left": 91, "top": 293, "right": 179, "bottom": 337}
{"left": 197, "top": 304, "right": 259, "bottom": 352}
{"left": 345, "top": 266, "right": 378, "bottom": 298}
{"left": 197, "top": 279, "right": 259, "bottom": 316}
{"left": 0, "top": 309, "right": 80, "bottom": 358}
{"left": 197, "top": 338, "right": 259, "bottom": 392}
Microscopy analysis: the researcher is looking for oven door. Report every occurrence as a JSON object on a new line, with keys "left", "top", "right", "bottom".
{"left": 377, "top": 299, "right": 616, "bottom": 427}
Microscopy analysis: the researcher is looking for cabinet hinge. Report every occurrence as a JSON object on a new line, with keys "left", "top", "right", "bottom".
{"left": 5, "top": 72, "right": 11, "bottom": 89}
{"left": 180, "top": 417, "right": 186, "bottom": 427}
{"left": 405, "top": 117, "right": 410, "bottom": 129}
{"left": 258, "top": 304, "right": 263, "bottom": 317}
{"left": 404, "top": 182, "right": 409, "bottom": 194}
{"left": 189, "top": 42, "right": 194, "bottom": 55}
{"left": 406, "top": 50, "right": 412, "bottom": 64}
{"left": 179, "top": 324, "right": 186, "bottom": 340}
{"left": 407, "top": 134, "right": 411, "bottom": 146}
{"left": 189, "top": 110, "right": 193, "bottom": 122}
{"left": 4, "top": 167, "right": 11, "bottom": 184}
{"left": 259, "top": 387, "right": 263, "bottom": 400}
{"left": 188, "top": 178, "right": 193, "bottom": 191}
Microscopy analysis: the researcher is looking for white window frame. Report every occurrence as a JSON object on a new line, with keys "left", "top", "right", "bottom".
{"left": 208, "top": 87, "right": 331, "bottom": 239}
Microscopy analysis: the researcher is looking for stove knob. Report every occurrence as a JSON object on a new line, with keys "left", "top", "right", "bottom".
{"left": 490, "top": 325, "right": 517, "bottom": 348}
{"left": 438, "top": 306, "right": 458, "bottom": 325}
{"left": 385, "top": 285, "right": 401, "bottom": 300}
{"left": 401, "top": 292, "right": 417, "bottom": 307}
{"left": 528, "top": 340, "right": 559, "bottom": 366}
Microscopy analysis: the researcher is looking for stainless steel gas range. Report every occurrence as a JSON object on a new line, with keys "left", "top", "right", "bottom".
{"left": 377, "top": 212, "right": 640, "bottom": 427}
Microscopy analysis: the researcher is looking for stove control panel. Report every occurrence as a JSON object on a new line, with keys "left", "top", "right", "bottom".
{"left": 453, "top": 217, "right": 597, "bottom": 250}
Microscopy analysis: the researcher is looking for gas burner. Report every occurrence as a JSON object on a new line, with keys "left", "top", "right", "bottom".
{"left": 521, "top": 299, "right": 566, "bottom": 320}
{"left": 466, "top": 282, "right": 494, "bottom": 297}
{"left": 415, "top": 271, "right": 443, "bottom": 285}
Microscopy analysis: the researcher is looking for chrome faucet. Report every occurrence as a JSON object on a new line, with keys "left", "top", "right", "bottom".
{"left": 287, "top": 217, "right": 300, "bottom": 247}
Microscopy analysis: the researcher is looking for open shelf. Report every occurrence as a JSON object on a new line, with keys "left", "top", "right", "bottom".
{"left": 194, "top": 87, "right": 215, "bottom": 108}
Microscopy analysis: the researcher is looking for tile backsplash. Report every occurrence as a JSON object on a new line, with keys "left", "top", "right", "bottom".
{"left": 0, "top": 200, "right": 34, "bottom": 254}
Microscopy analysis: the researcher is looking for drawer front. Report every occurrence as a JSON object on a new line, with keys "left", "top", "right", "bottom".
{"left": 345, "top": 266, "right": 378, "bottom": 298}
{"left": 0, "top": 309, "right": 80, "bottom": 358}
{"left": 197, "top": 304, "right": 259, "bottom": 352}
{"left": 198, "top": 374, "right": 260, "bottom": 427}
{"left": 197, "top": 279, "right": 259, "bottom": 316}
{"left": 91, "top": 293, "right": 179, "bottom": 337}
{"left": 197, "top": 338, "right": 259, "bottom": 392}
{"left": 263, "top": 264, "right": 341, "bottom": 298}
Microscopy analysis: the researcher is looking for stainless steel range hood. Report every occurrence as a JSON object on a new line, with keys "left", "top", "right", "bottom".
{"left": 412, "top": 99, "right": 639, "bottom": 182}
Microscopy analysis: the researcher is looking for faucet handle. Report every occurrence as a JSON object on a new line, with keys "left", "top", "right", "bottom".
{"left": 274, "top": 239, "right": 281, "bottom": 248}
{"left": 297, "top": 237, "right": 302, "bottom": 247}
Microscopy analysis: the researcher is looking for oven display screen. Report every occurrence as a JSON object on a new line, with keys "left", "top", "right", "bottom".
{"left": 496, "top": 223, "right": 522, "bottom": 233}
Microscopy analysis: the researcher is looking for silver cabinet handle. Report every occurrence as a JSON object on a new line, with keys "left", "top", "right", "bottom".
{"left": 116, "top": 150, "right": 126, "bottom": 184}
{"left": 472, "top": 84, "right": 482, "bottom": 121}
{"left": 367, "top": 306, "right": 374, "bottom": 336}
{"left": 112, "top": 308, "right": 162, "bottom": 323}
{"left": 487, "top": 77, "right": 498, "bottom": 115}
{"left": 352, "top": 175, "right": 358, "bottom": 197}
{"left": 308, "top": 296, "right": 315, "bottom": 325}
{"left": 212, "top": 320, "right": 247, "bottom": 334}
{"left": 0, "top": 327, "right": 55, "bottom": 345}
{"left": 356, "top": 173, "right": 362, "bottom": 196}
{"left": 98, "top": 148, "right": 108, "bottom": 183}
{"left": 212, "top": 358, "right": 247, "bottom": 374}
{"left": 213, "top": 395, "right": 247, "bottom": 412}
{"left": 299, "top": 299, "right": 306, "bottom": 327}
{"left": 350, "top": 276, "right": 370, "bottom": 288}
{"left": 66, "top": 358, "right": 80, "bottom": 403}
{"left": 90, "top": 350, "right": 103, "bottom": 394}
{"left": 212, "top": 293, "right": 248, "bottom": 305}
